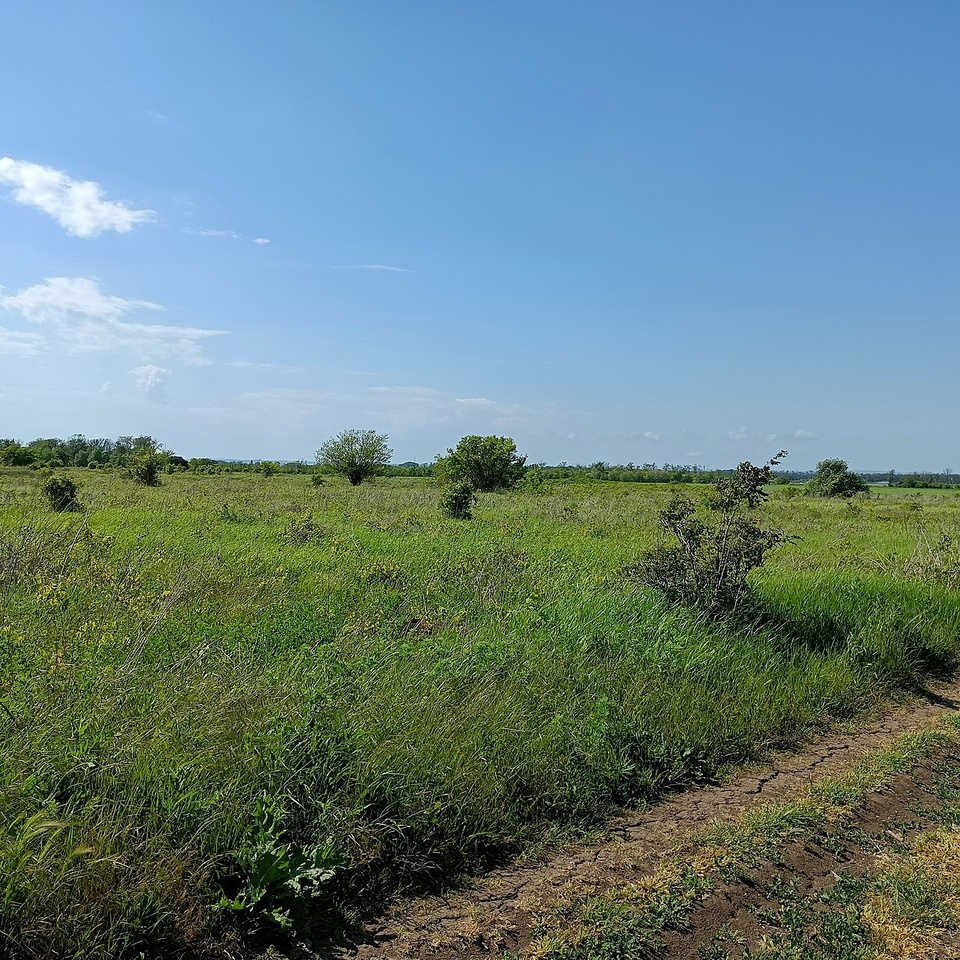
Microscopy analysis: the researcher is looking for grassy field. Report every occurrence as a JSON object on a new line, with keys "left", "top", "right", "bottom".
{"left": 2, "top": 469, "right": 960, "bottom": 958}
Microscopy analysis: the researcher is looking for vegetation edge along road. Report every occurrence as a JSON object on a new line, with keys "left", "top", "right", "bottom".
{"left": 338, "top": 680, "right": 960, "bottom": 960}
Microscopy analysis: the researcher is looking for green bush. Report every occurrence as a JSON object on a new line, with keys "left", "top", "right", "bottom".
{"left": 805, "top": 458, "right": 869, "bottom": 498}
{"left": 127, "top": 452, "right": 164, "bottom": 486}
{"left": 632, "top": 453, "right": 788, "bottom": 618}
{"left": 440, "top": 481, "right": 477, "bottom": 519}
{"left": 41, "top": 475, "right": 81, "bottom": 512}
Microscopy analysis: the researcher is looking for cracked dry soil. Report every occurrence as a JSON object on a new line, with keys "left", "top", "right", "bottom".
{"left": 335, "top": 681, "right": 960, "bottom": 960}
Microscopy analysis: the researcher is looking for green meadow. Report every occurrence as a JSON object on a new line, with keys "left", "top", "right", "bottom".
{"left": 2, "top": 468, "right": 960, "bottom": 957}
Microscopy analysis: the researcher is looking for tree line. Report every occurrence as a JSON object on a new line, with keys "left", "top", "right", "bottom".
{"left": 4, "top": 432, "right": 956, "bottom": 490}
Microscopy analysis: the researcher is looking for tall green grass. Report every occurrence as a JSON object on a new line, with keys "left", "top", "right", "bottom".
{"left": 1, "top": 470, "right": 959, "bottom": 956}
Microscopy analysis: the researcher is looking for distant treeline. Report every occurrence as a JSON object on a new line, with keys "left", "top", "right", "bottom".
{"left": 2, "top": 435, "right": 958, "bottom": 488}
{"left": 0, "top": 435, "right": 167, "bottom": 468}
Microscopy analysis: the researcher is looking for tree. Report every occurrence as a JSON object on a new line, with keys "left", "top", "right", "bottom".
{"left": 805, "top": 458, "right": 869, "bottom": 498}
{"left": 0, "top": 440, "right": 36, "bottom": 466}
{"left": 317, "top": 429, "right": 391, "bottom": 485}
{"left": 435, "top": 435, "right": 527, "bottom": 492}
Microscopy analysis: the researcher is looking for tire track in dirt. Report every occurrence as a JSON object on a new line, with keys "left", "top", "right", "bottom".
{"left": 336, "top": 681, "right": 960, "bottom": 960}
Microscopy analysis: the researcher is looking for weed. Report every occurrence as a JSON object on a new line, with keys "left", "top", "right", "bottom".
{"left": 217, "top": 797, "right": 345, "bottom": 938}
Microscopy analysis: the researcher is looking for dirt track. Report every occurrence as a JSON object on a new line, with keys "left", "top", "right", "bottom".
{"left": 336, "top": 681, "right": 960, "bottom": 959}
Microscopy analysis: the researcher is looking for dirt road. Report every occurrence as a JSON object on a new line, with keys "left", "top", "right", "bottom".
{"left": 337, "top": 682, "right": 960, "bottom": 959}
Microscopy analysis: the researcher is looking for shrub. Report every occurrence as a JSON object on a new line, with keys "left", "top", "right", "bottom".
{"left": 440, "top": 481, "right": 478, "bottom": 519}
{"left": 317, "top": 429, "right": 391, "bottom": 485}
{"left": 435, "top": 435, "right": 526, "bottom": 492}
{"left": 42, "top": 475, "right": 81, "bottom": 512}
{"left": 631, "top": 452, "right": 788, "bottom": 619}
{"left": 805, "top": 458, "right": 869, "bottom": 498}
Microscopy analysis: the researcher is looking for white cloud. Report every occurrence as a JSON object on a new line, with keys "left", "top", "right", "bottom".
{"left": 727, "top": 425, "right": 750, "bottom": 440}
{"left": 0, "top": 158, "right": 156, "bottom": 237}
{"left": 3, "top": 275, "right": 162, "bottom": 322}
{"left": 253, "top": 237, "right": 271, "bottom": 245}
{"left": 643, "top": 431, "right": 659, "bottom": 440}
{"left": 456, "top": 397, "right": 495, "bottom": 406}
{"left": 130, "top": 364, "right": 170, "bottom": 403}
{"left": 793, "top": 429, "right": 818, "bottom": 439}
{"left": 0, "top": 277, "right": 223, "bottom": 364}
{"left": 0, "top": 326, "right": 44, "bottom": 357}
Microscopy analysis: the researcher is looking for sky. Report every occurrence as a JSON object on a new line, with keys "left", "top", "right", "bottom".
{"left": 1, "top": 1, "right": 958, "bottom": 470}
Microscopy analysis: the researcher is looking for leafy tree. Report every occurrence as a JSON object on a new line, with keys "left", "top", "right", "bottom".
{"left": 317, "top": 429, "right": 392, "bottom": 485}
{"left": 435, "top": 435, "right": 526, "bottom": 492}
{"left": 632, "top": 452, "right": 788, "bottom": 619}
{"left": 805, "top": 458, "right": 869, "bottom": 498}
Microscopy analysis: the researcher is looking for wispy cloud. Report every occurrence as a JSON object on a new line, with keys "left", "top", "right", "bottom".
{"left": 189, "top": 386, "right": 554, "bottom": 433}
{"left": 371, "top": 385, "right": 440, "bottom": 397}
{"left": 332, "top": 264, "right": 411, "bottom": 273}
{"left": 225, "top": 359, "right": 304, "bottom": 372}
{"left": 643, "top": 431, "right": 659, "bottom": 440}
{"left": 185, "top": 227, "right": 271, "bottom": 246}
{"left": 727, "top": 425, "right": 750, "bottom": 441}
{"left": 0, "top": 326, "right": 44, "bottom": 357}
{"left": 1, "top": 277, "right": 223, "bottom": 364}
{"left": 194, "top": 228, "right": 242, "bottom": 240}
{"left": 130, "top": 364, "right": 170, "bottom": 403}
{"left": 0, "top": 158, "right": 156, "bottom": 237}
{"left": 793, "top": 429, "right": 818, "bottom": 439}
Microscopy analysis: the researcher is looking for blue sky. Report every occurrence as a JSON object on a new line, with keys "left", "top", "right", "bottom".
{"left": 1, "top": 1, "right": 957, "bottom": 469}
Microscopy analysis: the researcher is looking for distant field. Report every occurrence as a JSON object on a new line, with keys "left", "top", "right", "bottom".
{"left": 2, "top": 469, "right": 959, "bottom": 958}
{"left": 867, "top": 482, "right": 960, "bottom": 497}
